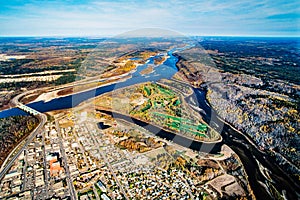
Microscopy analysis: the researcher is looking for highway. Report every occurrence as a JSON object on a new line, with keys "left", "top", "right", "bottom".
{"left": 0, "top": 92, "right": 47, "bottom": 182}
{"left": 0, "top": 73, "right": 130, "bottom": 196}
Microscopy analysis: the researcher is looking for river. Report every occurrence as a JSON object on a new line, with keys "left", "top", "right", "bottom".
{"left": 192, "top": 89, "right": 299, "bottom": 200}
{"left": 0, "top": 44, "right": 299, "bottom": 199}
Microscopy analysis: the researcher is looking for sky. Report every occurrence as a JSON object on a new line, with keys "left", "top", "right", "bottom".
{"left": 0, "top": 0, "right": 299, "bottom": 37}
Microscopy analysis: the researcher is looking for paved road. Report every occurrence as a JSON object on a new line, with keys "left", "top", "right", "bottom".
{"left": 41, "top": 130, "right": 49, "bottom": 198}
{"left": 87, "top": 126, "right": 129, "bottom": 200}
{"left": 0, "top": 92, "right": 47, "bottom": 181}
{"left": 55, "top": 119, "right": 77, "bottom": 200}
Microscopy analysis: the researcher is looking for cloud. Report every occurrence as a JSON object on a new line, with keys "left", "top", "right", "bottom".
{"left": 267, "top": 13, "right": 300, "bottom": 20}
{"left": 0, "top": 0, "right": 299, "bottom": 36}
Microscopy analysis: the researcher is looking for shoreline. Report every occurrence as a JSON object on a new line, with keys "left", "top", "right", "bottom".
{"left": 96, "top": 107, "right": 223, "bottom": 145}
{"left": 32, "top": 74, "right": 132, "bottom": 103}
{"left": 172, "top": 54, "right": 299, "bottom": 199}
{"left": 0, "top": 73, "right": 134, "bottom": 114}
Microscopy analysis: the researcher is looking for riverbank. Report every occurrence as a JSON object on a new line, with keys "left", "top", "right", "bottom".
{"left": 194, "top": 87, "right": 299, "bottom": 199}
{"left": 97, "top": 108, "right": 223, "bottom": 153}
{"left": 203, "top": 86, "right": 300, "bottom": 199}
{"left": 1, "top": 41, "right": 298, "bottom": 199}
{"left": 31, "top": 75, "right": 132, "bottom": 104}
{"left": 92, "top": 80, "right": 222, "bottom": 144}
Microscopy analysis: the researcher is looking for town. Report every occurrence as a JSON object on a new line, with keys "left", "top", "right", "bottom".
{"left": 0, "top": 105, "right": 252, "bottom": 199}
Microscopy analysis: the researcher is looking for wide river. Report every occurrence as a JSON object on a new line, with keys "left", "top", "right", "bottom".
{"left": 0, "top": 45, "right": 299, "bottom": 199}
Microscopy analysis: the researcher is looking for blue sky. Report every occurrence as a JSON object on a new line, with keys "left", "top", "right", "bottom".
{"left": 0, "top": 0, "right": 299, "bottom": 36}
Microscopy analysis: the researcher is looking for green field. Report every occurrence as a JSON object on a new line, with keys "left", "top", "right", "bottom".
{"left": 152, "top": 112, "right": 208, "bottom": 138}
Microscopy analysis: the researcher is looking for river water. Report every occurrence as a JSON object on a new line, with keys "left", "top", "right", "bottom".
{"left": 0, "top": 45, "right": 299, "bottom": 199}
{"left": 192, "top": 89, "right": 299, "bottom": 199}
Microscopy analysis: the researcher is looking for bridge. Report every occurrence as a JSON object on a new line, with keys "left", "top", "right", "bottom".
{"left": 0, "top": 101, "right": 46, "bottom": 181}
{"left": 16, "top": 103, "right": 41, "bottom": 116}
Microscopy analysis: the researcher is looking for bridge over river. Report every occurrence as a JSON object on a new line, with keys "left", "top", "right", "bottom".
{"left": 16, "top": 103, "right": 41, "bottom": 116}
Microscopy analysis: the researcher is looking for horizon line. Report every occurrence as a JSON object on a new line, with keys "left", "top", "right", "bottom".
{"left": 0, "top": 34, "right": 299, "bottom": 38}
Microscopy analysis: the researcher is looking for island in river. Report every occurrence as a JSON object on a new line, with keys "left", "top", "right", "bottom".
{"left": 0, "top": 36, "right": 299, "bottom": 200}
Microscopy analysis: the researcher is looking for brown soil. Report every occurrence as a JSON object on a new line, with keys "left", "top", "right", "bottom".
{"left": 57, "top": 87, "right": 74, "bottom": 96}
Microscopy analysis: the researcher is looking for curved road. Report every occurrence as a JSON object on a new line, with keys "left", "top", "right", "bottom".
{"left": 0, "top": 92, "right": 47, "bottom": 181}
